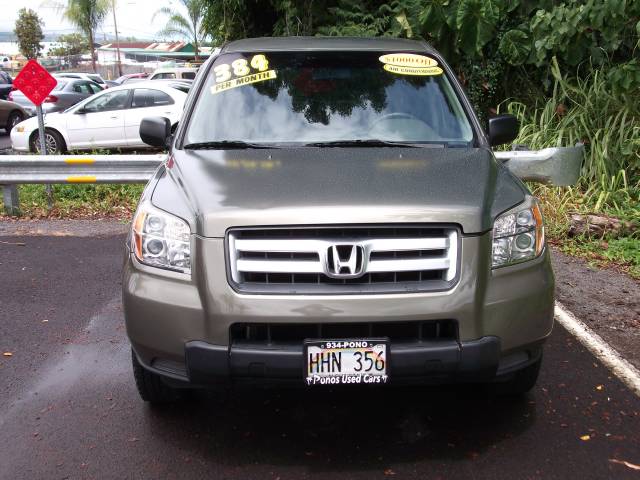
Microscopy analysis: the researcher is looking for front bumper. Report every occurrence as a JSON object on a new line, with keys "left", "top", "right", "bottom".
{"left": 9, "top": 129, "right": 29, "bottom": 151}
{"left": 124, "top": 232, "right": 555, "bottom": 386}
{"left": 134, "top": 336, "right": 543, "bottom": 387}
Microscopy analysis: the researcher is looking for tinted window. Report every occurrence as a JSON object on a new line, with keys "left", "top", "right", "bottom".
{"left": 73, "top": 82, "right": 95, "bottom": 95}
{"left": 181, "top": 71, "right": 196, "bottom": 79}
{"left": 153, "top": 72, "right": 176, "bottom": 79}
{"left": 168, "top": 83, "right": 190, "bottom": 93}
{"left": 186, "top": 51, "right": 473, "bottom": 146}
{"left": 82, "top": 90, "right": 129, "bottom": 112}
{"left": 88, "top": 82, "right": 102, "bottom": 94}
{"left": 131, "top": 89, "right": 174, "bottom": 108}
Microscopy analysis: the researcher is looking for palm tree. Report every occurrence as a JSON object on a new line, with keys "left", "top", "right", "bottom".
{"left": 154, "top": 0, "right": 207, "bottom": 60}
{"left": 63, "top": 0, "right": 110, "bottom": 72}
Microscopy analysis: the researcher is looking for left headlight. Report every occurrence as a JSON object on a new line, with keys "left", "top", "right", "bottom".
{"left": 492, "top": 200, "right": 545, "bottom": 268}
{"left": 131, "top": 204, "right": 191, "bottom": 274}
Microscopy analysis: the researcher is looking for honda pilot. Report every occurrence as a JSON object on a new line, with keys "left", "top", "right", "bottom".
{"left": 124, "top": 37, "right": 561, "bottom": 402}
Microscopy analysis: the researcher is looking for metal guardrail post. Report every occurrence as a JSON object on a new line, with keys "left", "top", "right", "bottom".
{"left": 2, "top": 184, "right": 20, "bottom": 216}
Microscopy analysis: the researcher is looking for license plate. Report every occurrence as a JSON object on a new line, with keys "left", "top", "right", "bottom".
{"left": 304, "top": 339, "right": 389, "bottom": 386}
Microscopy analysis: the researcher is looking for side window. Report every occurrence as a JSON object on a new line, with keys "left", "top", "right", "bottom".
{"left": 154, "top": 72, "right": 176, "bottom": 79}
{"left": 88, "top": 83, "right": 102, "bottom": 94}
{"left": 83, "top": 90, "right": 130, "bottom": 113}
{"left": 131, "top": 89, "right": 174, "bottom": 108}
{"left": 73, "top": 82, "right": 94, "bottom": 95}
{"left": 181, "top": 71, "right": 196, "bottom": 79}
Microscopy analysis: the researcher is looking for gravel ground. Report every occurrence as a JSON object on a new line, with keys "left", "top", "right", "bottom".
{"left": 0, "top": 218, "right": 130, "bottom": 237}
{"left": 552, "top": 249, "right": 640, "bottom": 370}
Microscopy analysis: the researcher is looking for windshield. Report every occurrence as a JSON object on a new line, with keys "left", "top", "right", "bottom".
{"left": 185, "top": 51, "right": 474, "bottom": 147}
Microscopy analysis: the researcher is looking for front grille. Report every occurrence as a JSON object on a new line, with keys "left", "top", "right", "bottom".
{"left": 230, "top": 320, "right": 458, "bottom": 345}
{"left": 227, "top": 226, "right": 459, "bottom": 294}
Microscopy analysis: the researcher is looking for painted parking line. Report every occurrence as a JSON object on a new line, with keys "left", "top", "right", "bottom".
{"left": 555, "top": 302, "right": 640, "bottom": 398}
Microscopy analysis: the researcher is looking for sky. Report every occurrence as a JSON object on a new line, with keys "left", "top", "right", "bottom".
{"left": 0, "top": 0, "right": 183, "bottom": 40}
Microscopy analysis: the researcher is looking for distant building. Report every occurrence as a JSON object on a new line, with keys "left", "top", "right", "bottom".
{"left": 97, "top": 41, "right": 211, "bottom": 64}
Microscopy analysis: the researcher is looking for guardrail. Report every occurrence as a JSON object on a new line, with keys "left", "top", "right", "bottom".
{"left": 494, "top": 145, "right": 583, "bottom": 187}
{"left": 0, "top": 154, "right": 165, "bottom": 183}
{"left": 0, "top": 154, "right": 165, "bottom": 215}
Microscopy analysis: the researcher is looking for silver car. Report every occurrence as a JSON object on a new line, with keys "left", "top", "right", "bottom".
{"left": 0, "top": 99, "right": 27, "bottom": 132}
{"left": 8, "top": 78, "right": 102, "bottom": 115}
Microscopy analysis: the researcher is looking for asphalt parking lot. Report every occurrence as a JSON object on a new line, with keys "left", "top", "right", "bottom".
{"left": 0, "top": 131, "right": 12, "bottom": 151}
{"left": 1, "top": 229, "right": 639, "bottom": 480}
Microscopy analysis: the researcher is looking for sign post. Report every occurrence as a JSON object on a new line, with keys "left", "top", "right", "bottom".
{"left": 12, "top": 59, "right": 58, "bottom": 208}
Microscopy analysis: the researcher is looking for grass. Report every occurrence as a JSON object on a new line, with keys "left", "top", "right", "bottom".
{"left": 1, "top": 184, "right": 143, "bottom": 219}
{"left": 534, "top": 182, "right": 640, "bottom": 279}
{"left": 503, "top": 58, "right": 640, "bottom": 185}
{"left": 504, "top": 60, "right": 640, "bottom": 279}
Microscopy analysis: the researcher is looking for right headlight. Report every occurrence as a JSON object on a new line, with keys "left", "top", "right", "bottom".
{"left": 492, "top": 200, "right": 545, "bottom": 268}
{"left": 131, "top": 204, "right": 191, "bottom": 274}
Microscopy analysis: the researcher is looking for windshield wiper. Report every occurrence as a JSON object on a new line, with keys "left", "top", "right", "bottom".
{"left": 183, "top": 140, "right": 278, "bottom": 150}
{"left": 305, "top": 139, "right": 445, "bottom": 148}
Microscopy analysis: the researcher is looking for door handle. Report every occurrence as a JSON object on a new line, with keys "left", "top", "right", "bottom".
{"left": 110, "top": 116, "right": 119, "bottom": 119}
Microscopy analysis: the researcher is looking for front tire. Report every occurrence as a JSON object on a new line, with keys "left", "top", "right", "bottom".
{"left": 496, "top": 356, "right": 542, "bottom": 396}
{"left": 132, "top": 350, "right": 183, "bottom": 403}
{"left": 6, "top": 111, "right": 24, "bottom": 132}
{"left": 29, "top": 129, "right": 66, "bottom": 154}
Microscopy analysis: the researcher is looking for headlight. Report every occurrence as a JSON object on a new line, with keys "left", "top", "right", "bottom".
{"left": 492, "top": 201, "right": 544, "bottom": 268}
{"left": 131, "top": 205, "right": 191, "bottom": 273}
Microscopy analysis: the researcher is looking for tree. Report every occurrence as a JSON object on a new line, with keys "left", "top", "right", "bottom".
{"left": 49, "top": 33, "right": 90, "bottom": 57}
{"left": 154, "top": 0, "right": 207, "bottom": 60}
{"left": 62, "top": 0, "right": 110, "bottom": 72}
{"left": 14, "top": 8, "right": 45, "bottom": 59}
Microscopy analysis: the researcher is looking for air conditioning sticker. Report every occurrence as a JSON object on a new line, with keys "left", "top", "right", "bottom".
{"left": 379, "top": 53, "right": 443, "bottom": 76}
{"left": 210, "top": 54, "right": 277, "bottom": 94}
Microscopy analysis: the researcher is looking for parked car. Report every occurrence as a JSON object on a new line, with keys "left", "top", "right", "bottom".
{"left": 56, "top": 72, "right": 109, "bottom": 89}
{"left": 148, "top": 67, "right": 197, "bottom": 80}
{"left": 1, "top": 56, "right": 10, "bottom": 69}
{"left": 11, "top": 81, "right": 187, "bottom": 153}
{"left": 8, "top": 78, "right": 102, "bottom": 116}
{"left": 0, "top": 70, "right": 13, "bottom": 100}
{"left": 124, "top": 37, "right": 579, "bottom": 403}
{"left": 0, "top": 99, "right": 27, "bottom": 133}
{"left": 115, "top": 72, "right": 150, "bottom": 84}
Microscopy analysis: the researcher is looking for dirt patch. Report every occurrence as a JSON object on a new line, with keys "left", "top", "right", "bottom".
{"left": 0, "top": 218, "right": 129, "bottom": 237}
{"left": 552, "top": 248, "right": 640, "bottom": 370}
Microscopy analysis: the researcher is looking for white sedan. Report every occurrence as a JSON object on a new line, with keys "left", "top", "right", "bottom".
{"left": 11, "top": 81, "right": 189, "bottom": 153}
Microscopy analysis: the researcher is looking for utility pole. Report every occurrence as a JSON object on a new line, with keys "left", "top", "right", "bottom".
{"left": 112, "top": 0, "right": 123, "bottom": 77}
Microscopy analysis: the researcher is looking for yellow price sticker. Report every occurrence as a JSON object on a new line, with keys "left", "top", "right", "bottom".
{"left": 211, "top": 54, "right": 276, "bottom": 94}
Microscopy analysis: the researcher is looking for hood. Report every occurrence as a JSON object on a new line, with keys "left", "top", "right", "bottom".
{"left": 152, "top": 147, "right": 527, "bottom": 237}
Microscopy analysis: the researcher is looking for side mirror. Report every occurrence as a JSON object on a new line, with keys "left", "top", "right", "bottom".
{"left": 140, "top": 116, "right": 171, "bottom": 148}
{"left": 488, "top": 114, "right": 519, "bottom": 147}
{"left": 75, "top": 107, "right": 87, "bottom": 114}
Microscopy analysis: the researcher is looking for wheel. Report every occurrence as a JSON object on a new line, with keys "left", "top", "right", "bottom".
{"left": 6, "top": 111, "right": 24, "bottom": 132}
{"left": 496, "top": 356, "right": 542, "bottom": 396}
{"left": 29, "top": 129, "right": 66, "bottom": 154}
{"left": 131, "top": 350, "right": 183, "bottom": 403}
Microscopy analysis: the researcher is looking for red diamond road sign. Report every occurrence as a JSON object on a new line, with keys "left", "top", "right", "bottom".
{"left": 13, "top": 59, "right": 57, "bottom": 106}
